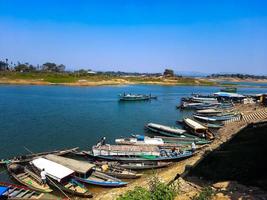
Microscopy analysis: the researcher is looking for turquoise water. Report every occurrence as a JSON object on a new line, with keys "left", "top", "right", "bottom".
{"left": 0, "top": 84, "right": 266, "bottom": 159}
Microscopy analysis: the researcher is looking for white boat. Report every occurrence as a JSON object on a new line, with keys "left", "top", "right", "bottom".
{"left": 196, "top": 109, "right": 222, "bottom": 115}
{"left": 146, "top": 123, "right": 187, "bottom": 135}
{"left": 192, "top": 97, "right": 218, "bottom": 103}
{"left": 92, "top": 145, "right": 160, "bottom": 157}
{"left": 184, "top": 118, "right": 214, "bottom": 139}
{"left": 115, "top": 136, "right": 164, "bottom": 146}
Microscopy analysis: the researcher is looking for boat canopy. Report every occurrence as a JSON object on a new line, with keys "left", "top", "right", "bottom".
{"left": 45, "top": 154, "right": 95, "bottom": 175}
{"left": 213, "top": 92, "right": 245, "bottom": 98}
{"left": 31, "top": 158, "right": 74, "bottom": 182}
{"left": 184, "top": 118, "right": 207, "bottom": 130}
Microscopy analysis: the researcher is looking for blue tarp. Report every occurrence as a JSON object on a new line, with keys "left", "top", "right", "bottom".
{"left": 0, "top": 186, "right": 8, "bottom": 196}
{"left": 136, "top": 135, "right": 145, "bottom": 141}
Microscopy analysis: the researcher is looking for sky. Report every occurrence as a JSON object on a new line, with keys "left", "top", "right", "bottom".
{"left": 0, "top": 0, "right": 267, "bottom": 74}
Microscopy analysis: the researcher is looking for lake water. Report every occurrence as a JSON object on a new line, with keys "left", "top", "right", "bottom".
{"left": 0, "top": 84, "right": 266, "bottom": 159}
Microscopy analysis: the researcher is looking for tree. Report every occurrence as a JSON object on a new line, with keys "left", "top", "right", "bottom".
{"left": 14, "top": 63, "right": 36, "bottom": 72}
{"left": 0, "top": 61, "right": 8, "bottom": 71}
{"left": 42, "top": 62, "right": 65, "bottom": 72}
{"left": 163, "top": 69, "right": 174, "bottom": 77}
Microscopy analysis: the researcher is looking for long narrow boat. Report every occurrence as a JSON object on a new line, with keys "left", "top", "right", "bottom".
{"left": 154, "top": 136, "right": 211, "bottom": 145}
{"left": 83, "top": 150, "right": 193, "bottom": 162}
{"left": 119, "top": 94, "right": 157, "bottom": 101}
{"left": 31, "top": 158, "right": 93, "bottom": 198}
{"left": 7, "top": 163, "right": 53, "bottom": 193}
{"left": 192, "top": 119, "right": 224, "bottom": 129}
{"left": 0, "top": 182, "right": 45, "bottom": 199}
{"left": 183, "top": 118, "right": 214, "bottom": 140}
{"left": 193, "top": 114, "right": 238, "bottom": 122}
{"left": 191, "top": 97, "right": 218, "bottom": 103}
{"left": 45, "top": 154, "right": 127, "bottom": 187}
{"left": 0, "top": 147, "right": 79, "bottom": 165}
{"left": 196, "top": 109, "right": 222, "bottom": 115}
{"left": 94, "top": 163, "right": 142, "bottom": 179}
{"left": 145, "top": 123, "right": 187, "bottom": 137}
{"left": 93, "top": 145, "right": 160, "bottom": 157}
{"left": 115, "top": 136, "right": 184, "bottom": 148}
{"left": 119, "top": 161, "right": 171, "bottom": 170}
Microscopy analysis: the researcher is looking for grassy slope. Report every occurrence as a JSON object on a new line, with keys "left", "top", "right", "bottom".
{"left": 0, "top": 72, "right": 217, "bottom": 86}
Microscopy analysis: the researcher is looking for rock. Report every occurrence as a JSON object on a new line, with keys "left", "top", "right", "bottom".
{"left": 213, "top": 193, "right": 230, "bottom": 200}
{"left": 213, "top": 181, "right": 230, "bottom": 190}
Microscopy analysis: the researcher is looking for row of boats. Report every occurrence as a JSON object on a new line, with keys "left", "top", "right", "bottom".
{"left": 0, "top": 93, "right": 240, "bottom": 199}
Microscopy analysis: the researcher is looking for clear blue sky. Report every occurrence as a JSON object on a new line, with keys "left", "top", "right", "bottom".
{"left": 0, "top": 0, "right": 267, "bottom": 74}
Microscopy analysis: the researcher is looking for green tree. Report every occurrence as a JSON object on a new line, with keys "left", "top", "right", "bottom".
{"left": 163, "top": 69, "right": 174, "bottom": 77}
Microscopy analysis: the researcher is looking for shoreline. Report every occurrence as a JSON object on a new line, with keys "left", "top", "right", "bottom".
{"left": 92, "top": 105, "right": 267, "bottom": 200}
{"left": 1, "top": 78, "right": 267, "bottom": 88}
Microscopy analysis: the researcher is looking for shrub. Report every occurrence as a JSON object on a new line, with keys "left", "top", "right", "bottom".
{"left": 117, "top": 175, "right": 179, "bottom": 200}
{"left": 192, "top": 187, "right": 214, "bottom": 200}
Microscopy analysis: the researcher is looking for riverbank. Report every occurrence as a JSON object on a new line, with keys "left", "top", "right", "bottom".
{"left": 92, "top": 104, "right": 267, "bottom": 200}
{"left": 0, "top": 75, "right": 215, "bottom": 87}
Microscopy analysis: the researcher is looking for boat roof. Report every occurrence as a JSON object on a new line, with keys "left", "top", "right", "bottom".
{"left": 31, "top": 158, "right": 74, "bottom": 182}
{"left": 45, "top": 154, "right": 95, "bottom": 174}
{"left": 213, "top": 92, "right": 245, "bottom": 98}
{"left": 184, "top": 118, "right": 207, "bottom": 130}
{"left": 94, "top": 145, "right": 159, "bottom": 152}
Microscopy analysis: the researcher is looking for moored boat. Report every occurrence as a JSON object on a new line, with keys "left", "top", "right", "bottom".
{"left": 0, "top": 182, "right": 45, "bottom": 199}
{"left": 93, "top": 144, "right": 160, "bottom": 157}
{"left": 193, "top": 114, "right": 238, "bottom": 122}
{"left": 31, "top": 158, "right": 93, "bottom": 198}
{"left": 154, "top": 135, "right": 211, "bottom": 145}
{"left": 0, "top": 147, "right": 79, "bottom": 166}
{"left": 183, "top": 118, "right": 214, "bottom": 139}
{"left": 94, "top": 162, "right": 142, "bottom": 179}
{"left": 119, "top": 161, "right": 172, "bottom": 170}
{"left": 115, "top": 135, "right": 184, "bottom": 148}
{"left": 7, "top": 163, "right": 53, "bottom": 193}
{"left": 83, "top": 149, "right": 194, "bottom": 163}
{"left": 145, "top": 123, "right": 187, "bottom": 136}
{"left": 44, "top": 154, "right": 127, "bottom": 187}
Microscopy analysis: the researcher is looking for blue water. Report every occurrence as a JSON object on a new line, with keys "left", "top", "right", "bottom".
{"left": 0, "top": 84, "right": 266, "bottom": 159}
{"left": 220, "top": 81, "right": 267, "bottom": 87}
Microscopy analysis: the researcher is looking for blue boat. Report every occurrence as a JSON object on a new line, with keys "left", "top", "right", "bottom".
{"left": 44, "top": 154, "right": 127, "bottom": 187}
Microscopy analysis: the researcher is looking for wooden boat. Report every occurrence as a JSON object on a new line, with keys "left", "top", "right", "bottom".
{"left": 44, "top": 154, "right": 127, "bottom": 187}
{"left": 83, "top": 150, "right": 193, "bottom": 163}
{"left": 193, "top": 114, "right": 238, "bottom": 122}
{"left": 183, "top": 118, "right": 214, "bottom": 140}
{"left": 115, "top": 135, "right": 184, "bottom": 148}
{"left": 178, "top": 102, "right": 221, "bottom": 110}
{"left": 154, "top": 136, "right": 211, "bottom": 145}
{"left": 196, "top": 109, "right": 222, "bottom": 115}
{"left": 131, "top": 134, "right": 208, "bottom": 146}
{"left": 220, "top": 87, "right": 237, "bottom": 93}
{"left": 119, "top": 93, "right": 157, "bottom": 101}
{"left": 92, "top": 145, "right": 160, "bottom": 157}
{"left": 0, "top": 182, "right": 45, "bottom": 199}
{"left": 94, "top": 162, "right": 142, "bottom": 179}
{"left": 0, "top": 147, "right": 79, "bottom": 166}
{"left": 31, "top": 158, "right": 93, "bottom": 198}
{"left": 7, "top": 163, "right": 53, "bottom": 193}
{"left": 119, "top": 161, "right": 171, "bottom": 170}
{"left": 191, "top": 97, "right": 218, "bottom": 103}
{"left": 145, "top": 123, "right": 187, "bottom": 136}
{"left": 192, "top": 119, "right": 224, "bottom": 129}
